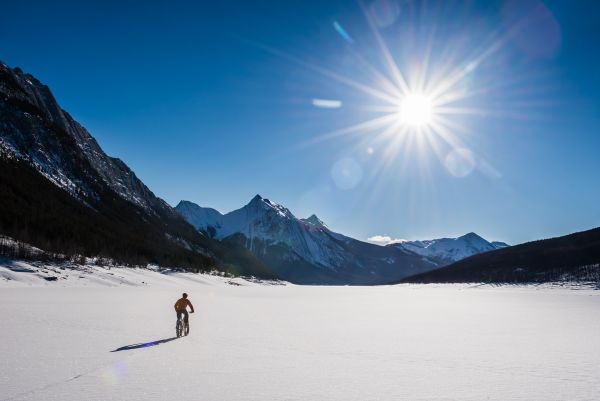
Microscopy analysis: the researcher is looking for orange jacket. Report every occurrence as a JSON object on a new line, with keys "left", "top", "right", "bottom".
{"left": 174, "top": 298, "right": 194, "bottom": 312}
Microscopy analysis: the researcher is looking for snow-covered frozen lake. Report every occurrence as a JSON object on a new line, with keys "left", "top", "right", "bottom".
{"left": 1, "top": 263, "right": 599, "bottom": 401}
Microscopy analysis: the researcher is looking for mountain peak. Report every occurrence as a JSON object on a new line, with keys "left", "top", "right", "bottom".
{"left": 302, "top": 214, "right": 326, "bottom": 227}
{"left": 246, "top": 194, "right": 271, "bottom": 210}
{"left": 174, "top": 200, "right": 223, "bottom": 231}
{"left": 175, "top": 199, "right": 221, "bottom": 214}
{"left": 458, "top": 232, "right": 486, "bottom": 242}
{"left": 241, "top": 194, "right": 295, "bottom": 221}
{"left": 176, "top": 200, "right": 195, "bottom": 208}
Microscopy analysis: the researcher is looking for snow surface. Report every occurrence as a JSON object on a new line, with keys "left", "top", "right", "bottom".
{"left": 1, "top": 262, "right": 599, "bottom": 401}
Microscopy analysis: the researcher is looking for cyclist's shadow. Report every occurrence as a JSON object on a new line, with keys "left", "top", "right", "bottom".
{"left": 111, "top": 337, "right": 178, "bottom": 352}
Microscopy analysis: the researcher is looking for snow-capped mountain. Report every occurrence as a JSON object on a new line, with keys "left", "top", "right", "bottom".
{"left": 176, "top": 196, "right": 437, "bottom": 284}
{"left": 388, "top": 233, "right": 509, "bottom": 266}
{"left": 181, "top": 195, "right": 357, "bottom": 267}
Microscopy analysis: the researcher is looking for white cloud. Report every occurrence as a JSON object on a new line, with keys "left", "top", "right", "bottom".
{"left": 367, "top": 235, "right": 406, "bottom": 245}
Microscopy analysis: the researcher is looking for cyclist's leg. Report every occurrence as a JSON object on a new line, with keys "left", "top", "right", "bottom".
{"left": 183, "top": 310, "right": 189, "bottom": 325}
{"left": 176, "top": 310, "right": 184, "bottom": 336}
{"left": 176, "top": 310, "right": 183, "bottom": 323}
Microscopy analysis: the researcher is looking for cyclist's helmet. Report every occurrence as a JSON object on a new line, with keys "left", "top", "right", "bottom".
{"left": 182, "top": 293, "right": 188, "bottom": 298}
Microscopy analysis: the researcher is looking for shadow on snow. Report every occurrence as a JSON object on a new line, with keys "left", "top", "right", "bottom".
{"left": 111, "top": 337, "right": 178, "bottom": 352}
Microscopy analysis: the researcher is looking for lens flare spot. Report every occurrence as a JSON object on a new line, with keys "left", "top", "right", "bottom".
{"left": 333, "top": 21, "right": 354, "bottom": 44}
{"left": 444, "top": 148, "right": 475, "bottom": 177}
{"left": 502, "top": 0, "right": 561, "bottom": 59}
{"left": 101, "top": 361, "right": 128, "bottom": 386}
{"left": 331, "top": 158, "right": 363, "bottom": 190}
{"left": 369, "top": 0, "right": 402, "bottom": 28}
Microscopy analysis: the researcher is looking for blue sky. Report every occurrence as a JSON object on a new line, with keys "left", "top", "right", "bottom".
{"left": 1, "top": 0, "right": 599, "bottom": 244}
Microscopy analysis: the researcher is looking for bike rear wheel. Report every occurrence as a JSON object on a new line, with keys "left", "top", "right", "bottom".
{"left": 176, "top": 319, "right": 183, "bottom": 337}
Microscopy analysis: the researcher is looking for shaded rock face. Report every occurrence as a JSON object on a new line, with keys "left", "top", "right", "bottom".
{"left": 0, "top": 62, "right": 171, "bottom": 215}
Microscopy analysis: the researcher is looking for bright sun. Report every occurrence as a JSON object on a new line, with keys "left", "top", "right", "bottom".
{"left": 400, "top": 94, "right": 433, "bottom": 127}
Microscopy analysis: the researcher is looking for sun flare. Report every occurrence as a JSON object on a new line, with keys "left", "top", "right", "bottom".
{"left": 399, "top": 93, "right": 434, "bottom": 127}
{"left": 294, "top": 2, "right": 520, "bottom": 182}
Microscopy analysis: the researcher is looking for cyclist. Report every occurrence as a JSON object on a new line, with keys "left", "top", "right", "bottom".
{"left": 174, "top": 293, "right": 194, "bottom": 332}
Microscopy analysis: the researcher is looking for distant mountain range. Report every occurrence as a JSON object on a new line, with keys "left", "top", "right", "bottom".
{"left": 388, "top": 234, "right": 508, "bottom": 266}
{"left": 400, "top": 227, "right": 600, "bottom": 284}
{"left": 175, "top": 198, "right": 506, "bottom": 284}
